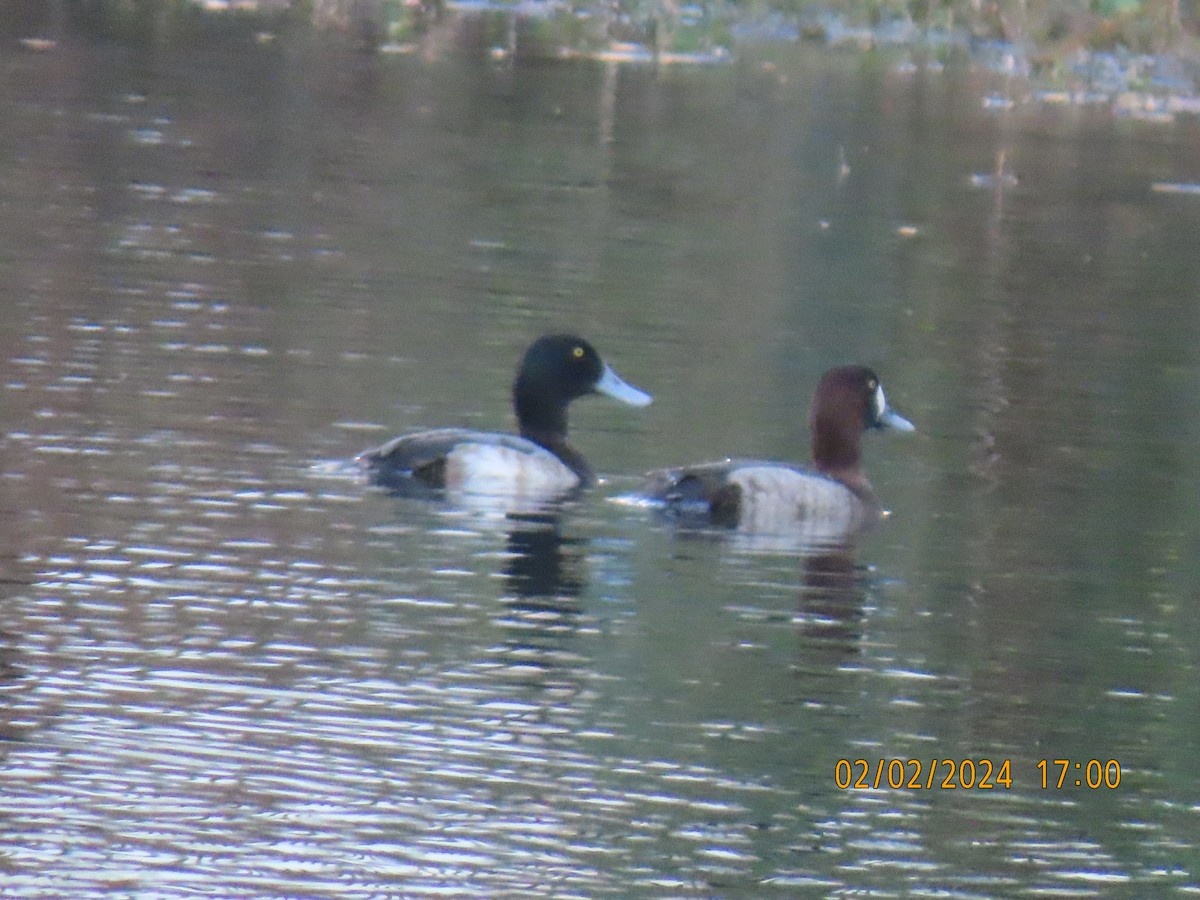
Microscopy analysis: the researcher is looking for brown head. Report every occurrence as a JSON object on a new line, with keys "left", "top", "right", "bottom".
{"left": 809, "top": 365, "right": 914, "bottom": 493}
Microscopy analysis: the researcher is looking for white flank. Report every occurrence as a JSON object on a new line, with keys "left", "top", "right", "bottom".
{"left": 445, "top": 442, "right": 579, "bottom": 498}
{"left": 728, "top": 466, "right": 870, "bottom": 538}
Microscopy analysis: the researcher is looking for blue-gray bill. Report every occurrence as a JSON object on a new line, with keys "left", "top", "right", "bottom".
{"left": 874, "top": 384, "right": 914, "bottom": 432}
{"left": 879, "top": 408, "right": 915, "bottom": 432}
{"left": 595, "top": 363, "right": 653, "bottom": 407}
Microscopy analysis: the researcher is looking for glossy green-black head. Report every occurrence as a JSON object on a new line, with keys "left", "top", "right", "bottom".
{"left": 513, "top": 334, "right": 651, "bottom": 443}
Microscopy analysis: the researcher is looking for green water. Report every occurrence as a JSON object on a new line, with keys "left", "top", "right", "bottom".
{"left": 1, "top": 32, "right": 1199, "bottom": 897}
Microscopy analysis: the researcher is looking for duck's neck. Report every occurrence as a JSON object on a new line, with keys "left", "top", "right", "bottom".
{"left": 515, "top": 382, "right": 568, "bottom": 444}
{"left": 812, "top": 416, "right": 870, "bottom": 495}
{"left": 521, "top": 425, "right": 594, "bottom": 485}
{"left": 515, "top": 388, "right": 595, "bottom": 485}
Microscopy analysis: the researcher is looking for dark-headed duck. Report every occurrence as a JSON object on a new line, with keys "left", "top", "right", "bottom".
{"left": 359, "top": 334, "right": 652, "bottom": 497}
{"left": 642, "top": 365, "right": 913, "bottom": 537}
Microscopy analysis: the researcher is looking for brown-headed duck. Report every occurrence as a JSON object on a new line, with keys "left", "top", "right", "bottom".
{"left": 642, "top": 365, "right": 913, "bottom": 538}
{"left": 358, "top": 334, "right": 652, "bottom": 497}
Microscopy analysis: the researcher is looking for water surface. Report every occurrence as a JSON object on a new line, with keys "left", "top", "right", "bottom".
{"left": 2, "top": 28, "right": 1199, "bottom": 898}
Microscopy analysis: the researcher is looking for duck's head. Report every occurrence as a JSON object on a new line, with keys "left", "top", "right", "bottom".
{"left": 514, "top": 334, "right": 652, "bottom": 442}
{"left": 810, "top": 365, "right": 913, "bottom": 479}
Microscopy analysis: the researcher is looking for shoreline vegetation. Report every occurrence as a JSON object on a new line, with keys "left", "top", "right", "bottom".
{"left": 6, "top": 0, "right": 1200, "bottom": 121}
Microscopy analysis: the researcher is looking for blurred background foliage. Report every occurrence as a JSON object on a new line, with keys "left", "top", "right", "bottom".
{"left": 2, "top": 0, "right": 1198, "bottom": 78}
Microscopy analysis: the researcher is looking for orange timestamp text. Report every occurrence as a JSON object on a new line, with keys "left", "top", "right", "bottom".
{"left": 835, "top": 758, "right": 1013, "bottom": 790}
{"left": 1036, "top": 758, "right": 1122, "bottom": 789}
{"left": 834, "top": 758, "right": 1123, "bottom": 790}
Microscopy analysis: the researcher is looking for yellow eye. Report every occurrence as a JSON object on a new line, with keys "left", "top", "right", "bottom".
{"left": 572, "top": 346, "right": 585, "bottom": 359}
{"left": 867, "top": 378, "right": 877, "bottom": 390}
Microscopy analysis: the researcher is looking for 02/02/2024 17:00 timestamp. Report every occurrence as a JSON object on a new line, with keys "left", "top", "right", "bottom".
{"left": 833, "top": 758, "right": 1123, "bottom": 790}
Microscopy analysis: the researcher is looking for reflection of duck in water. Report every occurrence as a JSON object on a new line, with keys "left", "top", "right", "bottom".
{"left": 642, "top": 365, "right": 913, "bottom": 547}
{"left": 0, "top": 627, "right": 22, "bottom": 686}
{"left": 795, "top": 550, "right": 869, "bottom": 659}
{"left": 358, "top": 335, "right": 651, "bottom": 500}
{"left": 503, "top": 512, "right": 585, "bottom": 602}
{"left": 489, "top": 512, "right": 591, "bottom": 684}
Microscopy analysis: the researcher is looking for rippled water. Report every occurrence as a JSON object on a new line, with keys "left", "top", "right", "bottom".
{"left": 2, "top": 20, "right": 1200, "bottom": 898}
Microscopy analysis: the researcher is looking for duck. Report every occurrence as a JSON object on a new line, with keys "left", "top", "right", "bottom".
{"left": 642, "top": 365, "right": 913, "bottom": 539}
{"left": 358, "top": 334, "right": 652, "bottom": 498}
